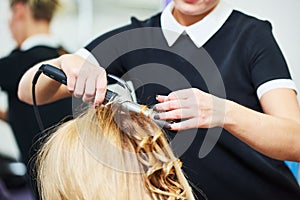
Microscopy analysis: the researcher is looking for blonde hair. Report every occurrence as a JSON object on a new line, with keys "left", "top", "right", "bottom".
{"left": 36, "top": 103, "right": 195, "bottom": 200}
{"left": 10, "top": 0, "right": 59, "bottom": 22}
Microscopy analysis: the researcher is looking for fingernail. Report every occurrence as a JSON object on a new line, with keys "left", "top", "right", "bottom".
{"left": 165, "top": 124, "right": 171, "bottom": 129}
{"left": 154, "top": 114, "right": 160, "bottom": 120}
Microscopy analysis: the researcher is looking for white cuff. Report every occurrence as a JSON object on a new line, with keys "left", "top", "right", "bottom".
{"left": 257, "top": 79, "right": 298, "bottom": 99}
{"left": 74, "top": 48, "right": 100, "bottom": 67}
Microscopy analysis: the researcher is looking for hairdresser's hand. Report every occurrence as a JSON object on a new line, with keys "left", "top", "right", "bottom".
{"left": 59, "top": 54, "right": 107, "bottom": 105}
{"left": 154, "top": 88, "right": 227, "bottom": 130}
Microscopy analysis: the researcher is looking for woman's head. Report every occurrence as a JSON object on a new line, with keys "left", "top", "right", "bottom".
{"left": 36, "top": 103, "right": 194, "bottom": 199}
{"left": 9, "top": 0, "right": 59, "bottom": 22}
{"left": 8, "top": 0, "right": 59, "bottom": 46}
{"left": 172, "top": 0, "right": 220, "bottom": 26}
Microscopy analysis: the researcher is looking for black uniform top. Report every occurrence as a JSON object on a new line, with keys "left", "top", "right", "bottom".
{"left": 77, "top": 6, "right": 300, "bottom": 200}
{"left": 0, "top": 46, "right": 72, "bottom": 165}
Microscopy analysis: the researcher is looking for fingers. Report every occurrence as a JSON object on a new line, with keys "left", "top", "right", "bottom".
{"left": 73, "top": 69, "right": 87, "bottom": 98}
{"left": 66, "top": 75, "right": 76, "bottom": 93}
{"left": 168, "top": 118, "right": 199, "bottom": 130}
{"left": 155, "top": 108, "right": 194, "bottom": 120}
{"left": 154, "top": 88, "right": 212, "bottom": 130}
{"left": 154, "top": 99, "right": 186, "bottom": 111}
{"left": 76, "top": 67, "right": 107, "bottom": 105}
{"left": 61, "top": 54, "right": 107, "bottom": 105}
{"left": 156, "top": 95, "right": 168, "bottom": 102}
{"left": 155, "top": 89, "right": 194, "bottom": 111}
{"left": 156, "top": 90, "right": 190, "bottom": 103}
{"left": 94, "top": 72, "right": 107, "bottom": 106}
{"left": 82, "top": 79, "right": 96, "bottom": 103}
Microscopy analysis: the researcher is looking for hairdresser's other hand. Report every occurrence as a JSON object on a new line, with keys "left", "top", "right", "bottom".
{"left": 155, "top": 88, "right": 227, "bottom": 130}
{"left": 60, "top": 54, "right": 107, "bottom": 106}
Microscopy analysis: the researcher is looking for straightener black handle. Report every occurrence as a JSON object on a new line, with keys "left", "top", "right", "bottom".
{"left": 41, "top": 64, "right": 67, "bottom": 85}
{"left": 39, "top": 64, "right": 117, "bottom": 102}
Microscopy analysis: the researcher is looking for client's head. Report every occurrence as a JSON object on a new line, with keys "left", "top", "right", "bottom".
{"left": 36, "top": 102, "right": 194, "bottom": 200}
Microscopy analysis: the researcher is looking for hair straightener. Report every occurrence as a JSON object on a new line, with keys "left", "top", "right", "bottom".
{"left": 32, "top": 64, "right": 171, "bottom": 130}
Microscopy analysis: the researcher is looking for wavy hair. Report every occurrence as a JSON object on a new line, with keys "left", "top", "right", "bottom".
{"left": 35, "top": 103, "right": 195, "bottom": 200}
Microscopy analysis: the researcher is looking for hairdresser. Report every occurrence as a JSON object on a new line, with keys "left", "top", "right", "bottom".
{"left": 0, "top": 0, "right": 72, "bottom": 198}
{"left": 18, "top": 0, "right": 300, "bottom": 199}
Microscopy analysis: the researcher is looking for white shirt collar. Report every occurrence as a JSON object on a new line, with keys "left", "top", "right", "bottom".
{"left": 20, "top": 34, "right": 59, "bottom": 51}
{"left": 161, "top": 1, "right": 233, "bottom": 48}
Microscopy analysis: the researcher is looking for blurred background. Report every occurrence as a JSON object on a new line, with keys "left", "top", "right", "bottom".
{"left": 0, "top": 0, "right": 299, "bottom": 171}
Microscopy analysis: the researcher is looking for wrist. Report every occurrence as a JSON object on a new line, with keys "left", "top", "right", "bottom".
{"left": 211, "top": 96, "right": 231, "bottom": 128}
{"left": 223, "top": 99, "right": 238, "bottom": 129}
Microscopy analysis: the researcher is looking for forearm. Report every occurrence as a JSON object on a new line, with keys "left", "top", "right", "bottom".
{"left": 18, "top": 57, "right": 69, "bottom": 105}
{"left": 18, "top": 53, "right": 108, "bottom": 105}
{"left": 224, "top": 100, "right": 300, "bottom": 161}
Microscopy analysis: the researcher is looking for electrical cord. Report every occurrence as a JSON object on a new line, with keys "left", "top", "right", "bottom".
{"left": 32, "top": 66, "right": 45, "bottom": 131}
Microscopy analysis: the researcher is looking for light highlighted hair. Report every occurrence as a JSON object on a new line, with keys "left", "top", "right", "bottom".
{"left": 36, "top": 103, "right": 195, "bottom": 200}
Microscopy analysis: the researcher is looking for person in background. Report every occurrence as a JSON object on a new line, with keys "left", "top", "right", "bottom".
{"left": 0, "top": 0, "right": 72, "bottom": 198}
{"left": 18, "top": 0, "right": 300, "bottom": 199}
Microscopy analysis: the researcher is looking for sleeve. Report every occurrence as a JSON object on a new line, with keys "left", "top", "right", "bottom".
{"left": 74, "top": 48, "right": 100, "bottom": 67}
{"left": 247, "top": 20, "right": 297, "bottom": 98}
